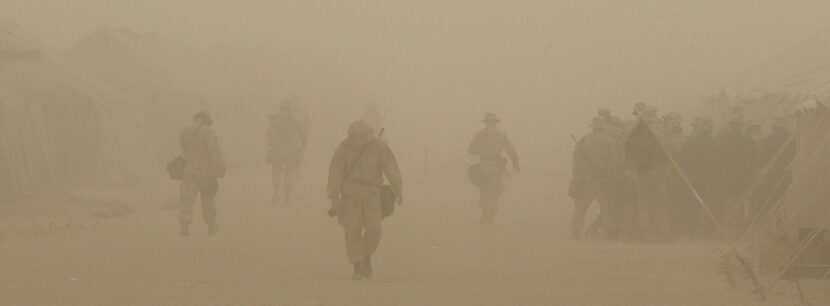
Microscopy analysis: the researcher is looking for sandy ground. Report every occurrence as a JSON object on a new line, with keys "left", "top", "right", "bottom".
{"left": 0, "top": 167, "right": 826, "bottom": 305}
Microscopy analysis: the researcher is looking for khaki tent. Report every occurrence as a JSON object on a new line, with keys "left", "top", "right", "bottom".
{"left": 698, "top": 29, "right": 830, "bottom": 294}
{"left": 0, "top": 19, "right": 157, "bottom": 201}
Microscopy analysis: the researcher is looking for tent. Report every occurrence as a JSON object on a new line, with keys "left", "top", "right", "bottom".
{"left": 0, "top": 19, "right": 157, "bottom": 201}
{"left": 697, "top": 28, "right": 830, "bottom": 298}
{"left": 65, "top": 26, "right": 230, "bottom": 161}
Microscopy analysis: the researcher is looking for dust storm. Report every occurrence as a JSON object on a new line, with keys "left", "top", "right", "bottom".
{"left": 2, "top": 1, "right": 830, "bottom": 305}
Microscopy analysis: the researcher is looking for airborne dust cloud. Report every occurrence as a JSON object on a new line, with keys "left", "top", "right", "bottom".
{"left": 2, "top": 1, "right": 830, "bottom": 305}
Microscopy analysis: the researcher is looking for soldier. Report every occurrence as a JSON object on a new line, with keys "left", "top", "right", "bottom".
{"left": 468, "top": 113, "right": 520, "bottom": 225}
{"left": 716, "top": 116, "right": 758, "bottom": 228}
{"left": 327, "top": 120, "right": 403, "bottom": 280}
{"left": 569, "top": 116, "right": 622, "bottom": 238}
{"left": 678, "top": 116, "right": 717, "bottom": 237}
{"left": 751, "top": 116, "right": 795, "bottom": 221}
{"left": 661, "top": 112, "right": 686, "bottom": 236}
{"left": 178, "top": 111, "right": 225, "bottom": 236}
{"left": 598, "top": 108, "right": 626, "bottom": 146}
{"left": 267, "top": 102, "right": 307, "bottom": 204}
{"left": 662, "top": 112, "right": 685, "bottom": 155}
{"left": 625, "top": 107, "right": 671, "bottom": 242}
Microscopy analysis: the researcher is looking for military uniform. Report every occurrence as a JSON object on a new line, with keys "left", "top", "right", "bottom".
{"left": 750, "top": 117, "right": 795, "bottom": 221}
{"left": 178, "top": 114, "right": 225, "bottom": 235}
{"left": 625, "top": 109, "right": 671, "bottom": 242}
{"left": 570, "top": 117, "right": 623, "bottom": 238}
{"left": 468, "top": 113, "right": 519, "bottom": 224}
{"left": 716, "top": 118, "right": 758, "bottom": 227}
{"left": 678, "top": 117, "right": 717, "bottom": 237}
{"left": 661, "top": 112, "right": 687, "bottom": 236}
{"left": 267, "top": 107, "right": 307, "bottom": 204}
{"left": 328, "top": 120, "right": 402, "bottom": 280}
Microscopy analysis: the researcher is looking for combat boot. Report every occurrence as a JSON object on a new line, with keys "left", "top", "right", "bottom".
{"left": 351, "top": 262, "right": 363, "bottom": 280}
{"left": 208, "top": 223, "right": 220, "bottom": 236}
{"left": 362, "top": 256, "right": 373, "bottom": 279}
{"left": 180, "top": 224, "right": 190, "bottom": 237}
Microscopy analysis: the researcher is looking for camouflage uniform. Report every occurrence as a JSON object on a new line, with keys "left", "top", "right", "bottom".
{"left": 468, "top": 113, "right": 519, "bottom": 224}
{"left": 178, "top": 116, "right": 225, "bottom": 233}
{"left": 570, "top": 117, "right": 623, "bottom": 238}
{"left": 267, "top": 107, "right": 307, "bottom": 204}
{"left": 328, "top": 120, "right": 402, "bottom": 278}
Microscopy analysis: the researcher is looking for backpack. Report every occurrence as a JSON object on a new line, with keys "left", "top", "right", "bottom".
{"left": 380, "top": 185, "right": 396, "bottom": 218}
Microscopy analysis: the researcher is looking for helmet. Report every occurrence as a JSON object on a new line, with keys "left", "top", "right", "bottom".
{"left": 482, "top": 112, "right": 501, "bottom": 123}
{"left": 590, "top": 116, "right": 608, "bottom": 129}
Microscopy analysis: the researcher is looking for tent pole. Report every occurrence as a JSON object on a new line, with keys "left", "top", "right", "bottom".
{"left": 642, "top": 123, "right": 767, "bottom": 299}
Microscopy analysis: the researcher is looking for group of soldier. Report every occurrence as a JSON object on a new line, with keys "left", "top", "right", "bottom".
{"left": 171, "top": 101, "right": 526, "bottom": 280}
{"left": 175, "top": 98, "right": 798, "bottom": 278}
{"left": 570, "top": 104, "right": 795, "bottom": 243}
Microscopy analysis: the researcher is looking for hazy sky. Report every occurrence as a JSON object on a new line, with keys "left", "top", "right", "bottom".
{"left": 4, "top": 1, "right": 830, "bottom": 154}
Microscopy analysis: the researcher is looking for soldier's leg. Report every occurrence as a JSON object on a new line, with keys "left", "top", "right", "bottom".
{"left": 636, "top": 174, "right": 655, "bottom": 240}
{"left": 338, "top": 199, "right": 366, "bottom": 264}
{"left": 489, "top": 176, "right": 505, "bottom": 222}
{"left": 200, "top": 177, "right": 219, "bottom": 227}
{"left": 638, "top": 173, "right": 670, "bottom": 242}
{"left": 654, "top": 179, "right": 671, "bottom": 240}
{"left": 178, "top": 177, "right": 200, "bottom": 226}
{"left": 572, "top": 194, "right": 593, "bottom": 238}
{"left": 478, "top": 186, "right": 489, "bottom": 223}
{"left": 480, "top": 186, "right": 498, "bottom": 224}
{"left": 271, "top": 163, "right": 283, "bottom": 203}
{"left": 597, "top": 193, "right": 619, "bottom": 237}
{"left": 361, "top": 196, "right": 383, "bottom": 258}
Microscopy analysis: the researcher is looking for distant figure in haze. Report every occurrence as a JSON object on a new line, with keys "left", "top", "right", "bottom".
{"left": 569, "top": 116, "right": 623, "bottom": 239}
{"left": 715, "top": 116, "right": 757, "bottom": 227}
{"left": 327, "top": 120, "right": 403, "bottom": 280}
{"left": 598, "top": 107, "right": 626, "bottom": 131}
{"left": 624, "top": 107, "right": 671, "bottom": 242}
{"left": 468, "top": 113, "right": 520, "bottom": 225}
{"left": 751, "top": 116, "right": 795, "bottom": 222}
{"left": 178, "top": 111, "right": 225, "bottom": 236}
{"left": 267, "top": 101, "right": 307, "bottom": 205}
{"left": 678, "top": 116, "right": 718, "bottom": 238}
{"left": 661, "top": 112, "right": 687, "bottom": 236}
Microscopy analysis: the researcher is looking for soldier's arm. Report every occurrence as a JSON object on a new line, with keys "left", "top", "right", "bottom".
{"left": 266, "top": 118, "right": 279, "bottom": 147}
{"left": 467, "top": 132, "right": 481, "bottom": 156}
{"left": 379, "top": 143, "right": 404, "bottom": 203}
{"left": 206, "top": 129, "right": 226, "bottom": 177}
{"left": 572, "top": 139, "right": 587, "bottom": 179}
{"left": 504, "top": 134, "right": 519, "bottom": 170}
{"left": 327, "top": 142, "right": 348, "bottom": 198}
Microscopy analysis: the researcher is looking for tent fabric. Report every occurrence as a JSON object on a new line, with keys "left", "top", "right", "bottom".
{"left": 0, "top": 90, "right": 55, "bottom": 199}
{"left": 0, "top": 19, "right": 158, "bottom": 200}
